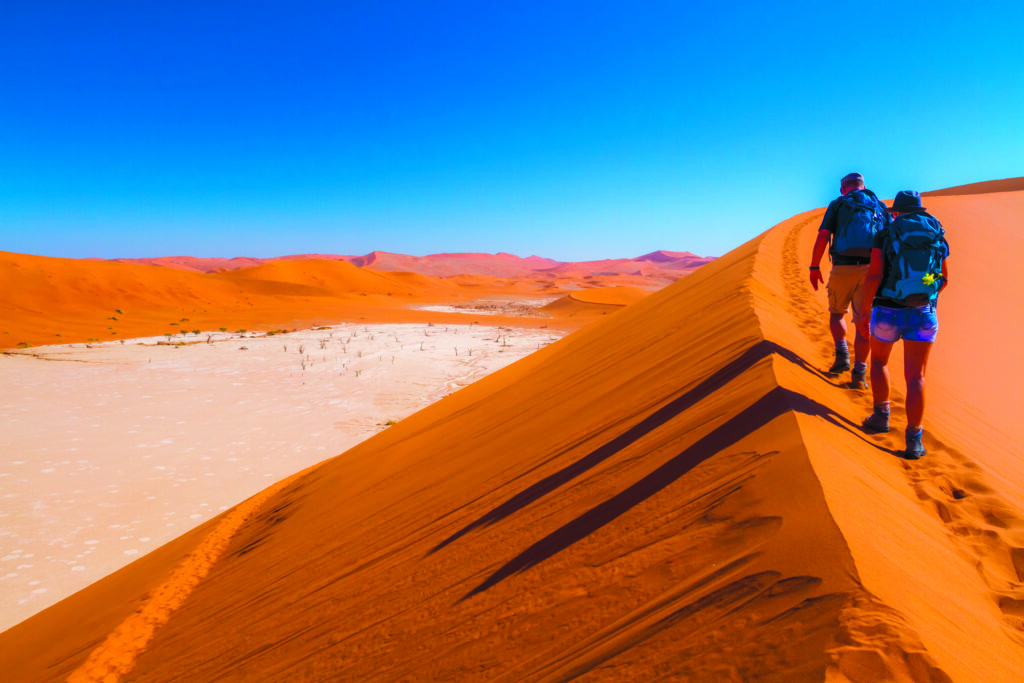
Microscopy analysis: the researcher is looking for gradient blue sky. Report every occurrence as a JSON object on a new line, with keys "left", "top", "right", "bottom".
{"left": 2, "top": 1, "right": 1021, "bottom": 261}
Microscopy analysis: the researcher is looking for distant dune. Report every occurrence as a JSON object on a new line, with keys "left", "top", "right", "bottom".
{"left": 566, "top": 285, "right": 651, "bottom": 306}
{"left": 100, "top": 249, "right": 716, "bottom": 279}
{"left": 923, "top": 176, "right": 1024, "bottom": 197}
{"left": 347, "top": 250, "right": 564, "bottom": 277}
{"left": 539, "top": 250, "right": 714, "bottom": 277}
{"left": 101, "top": 255, "right": 279, "bottom": 273}
{"left": 2, "top": 249, "right": 713, "bottom": 348}
{"left": 4, "top": 182, "right": 1021, "bottom": 681}
{"left": 541, "top": 286, "right": 652, "bottom": 321}
{"left": 0, "top": 254, "right": 548, "bottom": 347}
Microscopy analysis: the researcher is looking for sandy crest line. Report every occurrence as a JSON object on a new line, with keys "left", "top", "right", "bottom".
{"left": 65, "top": 472, "right": 304, "bottom": 683}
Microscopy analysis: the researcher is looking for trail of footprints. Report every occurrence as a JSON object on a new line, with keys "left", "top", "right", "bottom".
{"left": 903, "top": 444, "right": 1024, "bottom": 638}
{"left": 781, "top": 215, "right": 834, "bottom": 356}
{"left": 780, "top": 218, "right": 1024, "bottom": 640}
{"left": 780, "top": 215, "right": 857, "bottom": 389}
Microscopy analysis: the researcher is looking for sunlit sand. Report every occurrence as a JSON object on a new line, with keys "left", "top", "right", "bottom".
{"left": 3, "top": 180, "right": 1023, "bottom": 682}
{"left": 0, "top": 322, "right": 565, "bottom": 629}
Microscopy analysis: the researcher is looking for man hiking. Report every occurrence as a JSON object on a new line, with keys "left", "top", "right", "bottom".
{"left": 810, "top": 172, "right": 890, "bottom": 388}
{"left": 858, "top": 190, "right": 949, "bottom": 459}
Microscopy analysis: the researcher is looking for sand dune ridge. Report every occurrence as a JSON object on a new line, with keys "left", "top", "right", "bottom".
{"left": 2, "top": 188, "right": 1023, "bottom": 681}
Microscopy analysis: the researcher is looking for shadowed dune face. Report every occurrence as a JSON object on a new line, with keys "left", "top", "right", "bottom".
{"left": 3, "top": 185, "right": 1024, "bottom": 682}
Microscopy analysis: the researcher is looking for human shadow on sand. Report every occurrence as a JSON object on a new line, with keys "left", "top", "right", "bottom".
{"left": 434, "top": 339, "right": 836, "bottom": 556}
{"left": 462, "top": 382, "right": 888, "bottom": 599}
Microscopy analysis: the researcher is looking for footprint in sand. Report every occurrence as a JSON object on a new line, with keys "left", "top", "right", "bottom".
{"left": 902, "top": 442, "right": 1024, "bottom": 635}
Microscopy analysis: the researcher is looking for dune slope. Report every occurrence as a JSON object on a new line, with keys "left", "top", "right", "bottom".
{"left": 3, "top": 191, "right": 1023, "bottom": 682}
{"left": 923, "top": 176, "right": 1024, "bottom": 197}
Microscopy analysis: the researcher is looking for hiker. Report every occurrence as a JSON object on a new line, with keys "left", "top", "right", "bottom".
{"left": 809, "top": 172, "right": 890, "bottom": 388}
{"left": 858, "top": 190, "right": 949, "bottom": 459}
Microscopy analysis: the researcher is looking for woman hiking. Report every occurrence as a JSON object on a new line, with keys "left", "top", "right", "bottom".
{"left": 858, "top": 190, "right": 949, "bottom": 459}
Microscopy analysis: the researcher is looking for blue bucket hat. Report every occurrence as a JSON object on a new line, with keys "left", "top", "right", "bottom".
{"left": 890, "top": 190, "right": 926, "bottom": 214}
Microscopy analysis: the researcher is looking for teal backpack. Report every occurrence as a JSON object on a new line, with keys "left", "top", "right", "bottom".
{"left": 833, "top": 189, "right": 887, "bottom": 257}
{"left": 879, "top": 213, "right": 948, "bottom": 304}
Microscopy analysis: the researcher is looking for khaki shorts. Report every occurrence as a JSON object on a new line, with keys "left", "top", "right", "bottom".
{"left": 827, "top": 264, "right": 869, "bottom": 321}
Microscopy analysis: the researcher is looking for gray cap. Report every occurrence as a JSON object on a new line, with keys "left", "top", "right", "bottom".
{"left": 841, "top": 172, "right": 864, "bottom": 186}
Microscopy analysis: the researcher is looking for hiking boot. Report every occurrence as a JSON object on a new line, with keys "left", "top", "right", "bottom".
{"left": 862, "top": 408, "right": 890, "bottom": 433}
{"left": 904, "top": 428, "right": 926, "bottom": 460}
{"left": 828, "top": 353, "right": 850, "bottom": 374}
{"left": 849, "top": 369, "right": 869, "bottom": 390}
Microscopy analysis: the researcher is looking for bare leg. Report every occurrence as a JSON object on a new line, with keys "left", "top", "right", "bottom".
{"left": 850, "top": 274, "right": 870, "bottom": 366}
{"left": 869, "top": 335, "right": 895, "bottom": 406}
{"left": 903, "top": 341, "right": 933, "bottom": 429}
{"left": 829, "top": 313, "right": 847, "bottom": 345}
{"left": 853, "top": 326, "right": 870, "bottom": 366}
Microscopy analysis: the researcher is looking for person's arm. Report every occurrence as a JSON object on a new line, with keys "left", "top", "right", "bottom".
{"left": 858, "top": 248, "right": 884, "bottom": 338}
{"left": 809, "top": 229, "right": 831, "bottom": 289}
{"left": 810, "top": 201, "right": 837, "bottom": 289}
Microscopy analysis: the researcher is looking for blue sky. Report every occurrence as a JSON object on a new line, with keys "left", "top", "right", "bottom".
{"left": 1, "top": 1, "right": 1021, "bottom": 261}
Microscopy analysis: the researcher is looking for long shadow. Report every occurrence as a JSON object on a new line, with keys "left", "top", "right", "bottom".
{"left": 464, "top": 385, "right": 889, "bottom": 599}
{"left": 432, "top": 339, "right": 831, "bottom": 555}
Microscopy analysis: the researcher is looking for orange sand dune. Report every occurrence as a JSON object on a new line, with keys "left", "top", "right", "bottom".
{"left": 348, "top": 250, "right": 563, "bottom": 277}
{"left": 106, "top": 249, "right": 716, "bottom": 281}
{"left": 4, "top": 188, "right": 1024, "bottom": 682}
{"left": 540, "top": 250, "right": 714, "bottom": 277}
{"left": 3, "top": 250, "right": 694, "bottom": 348}
{"left": 220, "top": 258, "right": 460, "bottom": 298}
{"left": 110, "top": 252, "right": 557, "bottom": 277}
{"left": 539, "top": 285, "right": 650, "bottom": 321}
{"left": 0, "top": 254, "right": 575, "bottom": 348}
{"left": 923, "top": 176, "right": 1024, "bottom": 197}
{"left": 568, "top": 285, "right": 651, "bottom": 306}
{"left": 104, "top": 255, "right": 278, "bottom": 273}
{"left": 1, "top": 251, "right": 259, "bottom": 347}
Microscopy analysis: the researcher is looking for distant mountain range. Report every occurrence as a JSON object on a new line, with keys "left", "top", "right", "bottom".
{"left": 102, "top": 250, "right": 716, "bottom": 279}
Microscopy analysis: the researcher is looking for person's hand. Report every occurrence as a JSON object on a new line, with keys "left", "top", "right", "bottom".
{"left": 857, "top": 310, "right": 871, "bottom": 339}
{"left": 809, "top": 268, "right": 824, "bottom": 290}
